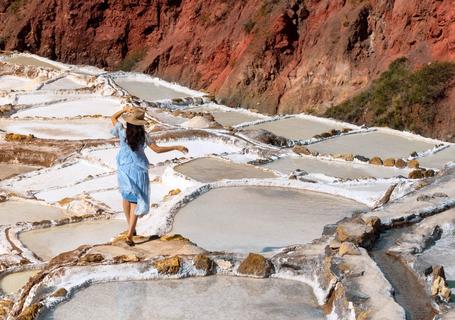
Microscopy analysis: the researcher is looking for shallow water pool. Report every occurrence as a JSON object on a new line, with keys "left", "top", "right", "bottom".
{"left": 114, "top": 79, "right": 189, "bottom": 101}
{"left": 40, "top": 276, "right": 324, "bottom": 320}
{"left": 172, "top": 186, "right": 368, "bottom": 252}
{"left": 263, "top": 156, "right": 408, "bottom": 179}
{"left": 19, "top": 219, "right": 125, "bottom": 260}
{"left": 243, "top": 117, "right": 346, "bottom": 140}
{"left": 175, "top": 157, "right": 277, "bottom": 182}
{"left": 0, "top": 270, "right": 41, "bottom": 295}
{"left": 310, "top": 131, "right": 435, "bottom": 159}
{"left": 0, "top": 200, "right": 66, "bottom": 225}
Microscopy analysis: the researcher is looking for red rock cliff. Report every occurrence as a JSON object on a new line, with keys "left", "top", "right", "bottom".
{"left": 0, "top": 0, "right": 454, "bottom": 138}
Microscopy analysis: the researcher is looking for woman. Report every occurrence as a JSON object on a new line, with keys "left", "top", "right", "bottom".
{"left": 111, "top": 106, "right": 188, "bottom": 246}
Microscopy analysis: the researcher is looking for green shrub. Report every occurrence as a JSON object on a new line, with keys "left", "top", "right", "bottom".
{"left": 324, "top": 58, "right": 455, "bottom": 133}
{"left": 115, "top": 48, "right": 146, "bottom": 72}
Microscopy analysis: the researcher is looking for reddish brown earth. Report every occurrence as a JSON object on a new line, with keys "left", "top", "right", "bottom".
{"left": 0, "top": 0, "right": 454, "bottom": 139}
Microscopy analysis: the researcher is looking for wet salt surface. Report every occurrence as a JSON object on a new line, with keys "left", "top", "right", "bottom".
{"left": 263, "top": 155, "right": 408, "bottom": 179}
{"left": 13, "top": 97, "right": 122, "bottom": 118}
{"left": 5, "top": 56, "right": 60, "bottom": 69}
{"left": 0, "top": 76, "right": 36, "bottom": 91}
{"left": 40, "top": 276, "right": 324, "bottom": 320}
{"left": 1, "top": 161, "right": 108, "bottom": 194}
{"left": 418, "top": 232, "right": 455, "bottom": 280}
{"left": 244, "top": 117, "right": 346, "bottom": 140}
{"left": 0, "top": 118, "right": 114, "bottom": 140}
{"left": 0, "top": 270, "right": 40, "bottom": 295}
{"left": 0, "top": 163, "right": 38, "bottom": 180}
{"left": 114, "top": 79, "right": 189, "bottom": 101}
{"left": 0, "top": 200, "right": 66, "bottom": 225}
{"left": 175, "top": 157, "right": 277, "bottom": 182}
{"left": 418, "top": 146, "right": 455, "bottom": 169}
{"left": 19, "top": 219, "right": 125, "bottom": 260}
{"left": 211, "top": 111, "right": 263, "bottom": 127}
{"left": 310, "top": 131, "right": 435, "bottom": 159}
{"left": 173, "top": 186, "right": 368, "bottom": 253}
{"left": 39, "top": 77, "right": 86, "bottom": 90}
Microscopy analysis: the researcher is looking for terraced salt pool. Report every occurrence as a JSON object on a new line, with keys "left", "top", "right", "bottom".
{"left": 13, "top": 97, "right": 122, "bottom": 118}
{"left": 418, "top": 146, "right": 455, "bottom": 169}
{"left": 211, "top": 111, "right": 263, "bottom": 127}
{"left": 0, "top": 118, "right": 114, "bottom": 140}
{"left": 39, "top": 77, "right": 86, "bottom": 90}
{"left": 172, "top": 186, "right": 368, "bottom": 252}
{"left": 175, "top": 157, "right": 277, "bottom": 182}
{"left": 243, "top": 117, "right": 347, "bottom": 140}
{"left": 0, "top": 200, "right": 65, "bottom": 225}
{"left": 0, "top": 270, "right": 41, "bottom": 295}
{"left": 114, "top": 79, "right": 189, "bottom": 101}
{"left": 5, "top": 56, "right": 60, "bottom": 69}
{"left": 310, "top": 131, "right": 435, "bottom": 159}
{"left": 0, "top": 163, "right": 38, "bottom": 180}
{"left": 40, "top": 277, "right": 324, "bottom": 320}
{"left": 263, "top": 156, "right": 408, "bottom": 179}
{"left": 0, "top": 76, "right": 37, "bottom": 91}
{"left": 19, "top": 219, "right": 125, "bottom": 260}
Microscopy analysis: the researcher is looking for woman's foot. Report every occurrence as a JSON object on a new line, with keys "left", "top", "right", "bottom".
{"left": 125, "top": 238, "right": 135, "bottom": 247}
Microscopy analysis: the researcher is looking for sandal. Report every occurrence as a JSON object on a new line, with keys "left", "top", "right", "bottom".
{"left": 125, "top": 238, "right": 135, "bottom": 247}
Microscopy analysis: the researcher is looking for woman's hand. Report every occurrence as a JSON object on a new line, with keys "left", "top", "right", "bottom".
{"left": 176, "top": 146, "right": 189, "bottom": 154}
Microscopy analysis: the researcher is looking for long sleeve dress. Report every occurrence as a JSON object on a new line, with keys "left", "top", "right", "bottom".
{"left": 111, "top": 122, "right": 150, "bottom": 216}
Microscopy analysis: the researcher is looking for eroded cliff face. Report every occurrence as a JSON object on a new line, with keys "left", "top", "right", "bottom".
{"left": 0, "top": 0, "right": 454, "bottom": 138}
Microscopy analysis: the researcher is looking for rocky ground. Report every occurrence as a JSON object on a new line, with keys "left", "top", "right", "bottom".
{"left": 0, "top": 53, "right": 453, "bottom": 319}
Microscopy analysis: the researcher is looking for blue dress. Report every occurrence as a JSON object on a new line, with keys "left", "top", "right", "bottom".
{"left": 111, "top": 122, "right": 150, "bottom": 216}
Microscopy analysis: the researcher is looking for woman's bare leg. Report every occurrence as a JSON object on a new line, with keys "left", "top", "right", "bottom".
{"left": 127, "top": 203, "right": 139, "bottom": 240}
{"left": 122, "top": 200, "right": 131, "bottom": 229}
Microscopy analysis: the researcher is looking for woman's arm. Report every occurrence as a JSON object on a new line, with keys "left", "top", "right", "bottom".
{"left": 148, "top": 143, "right": 188, "bottom": 154}
{"left": 111, "top": 106, "right": 134, "bottom": 126}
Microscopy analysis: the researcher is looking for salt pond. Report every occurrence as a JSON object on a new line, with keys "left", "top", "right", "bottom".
{"left": 310, "top": 131, "right": 435, "bottom": 159}
{"left": 243, "top": 117, "right": 347, "bottom": 140}
{"left": 0, "top": 270, "right": 41, "bottom": 295}
{"left": 0, "top": 163, "right": 38, "bottom": 180}
{"left": 5, "top": 56, "right": 60, "bottom": 69}
{"left": 0, "top": 76, "right": 36, "bottom": 91}
{"left": 175, "top": 157, "right": 277, "bottom": 182}
{"left": 114, "top": 79, "right": 189, "bottom": 101}
{"left": 417, "top": 232, "right": 455, "bottom": 281}
{"left": 211, "top": 111, "right": 263, "bottom": 127}
{"left": 0, "top": 118, "right": 114, "bottom": 140}
{"left": 13, "top": 97, "right": 122, "bottom": 118}
{"left": 264, "top": 156, "right": 408, "bottom": 179}
{"left": 19, "top": 219, "right": 125, "bottom": 260}
{"left": 0, "top": 200, "right": 65, "bottom": 225}
{"left": 40, "top": 276, "right": 324, "bottom": 320}
{"left": 418, "top": 146, "right": 455, "bottom": 169}
{"left": 39, "top": 77, "right": 86, "bottom": 90}
{"left": 173, "top": 186, "right": 368, "bottom": 252}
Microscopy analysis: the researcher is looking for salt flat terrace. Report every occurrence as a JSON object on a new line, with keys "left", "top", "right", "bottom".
{"left": 39, "top": 277, "right": 324, "bottom": 320}
{"left": 0, "top": 200, "right": 66, "bottom": 225}
{"left": 172, "top": 186, "right": 368, "bottom": 253}
{"left": 309, "top": 130, "right": 436, "bottom": 159}
{"left": 264, "top": 155, "right": 409, "bottom": 179}
{"left": 241, "top": 116, "right": 351, "bottom": 140}
{"left": 0, "top": 270, "right": 41, "bottom": 295}
{"left": 19, "top": 219, "right": 125, "bottom": 261}
{"left": 114, "top": 78, "right": 197, "bottom": 101}
{"left": 0, "top": 118, "right": 114, "bottom": 140}
{"left": 175, "top": 157, "right": 277, "bottom": 182}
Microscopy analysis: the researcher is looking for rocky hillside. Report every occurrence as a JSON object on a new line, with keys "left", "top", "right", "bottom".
{"left": 0, "top": 0, "right": 454, "bottom": 140}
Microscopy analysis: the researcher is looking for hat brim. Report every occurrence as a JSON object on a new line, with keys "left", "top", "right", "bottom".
{"left": 122, "top": 114, "right": 147, "bottom": 126}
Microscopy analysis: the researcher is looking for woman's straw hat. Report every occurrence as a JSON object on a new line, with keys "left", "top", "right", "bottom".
{"left": 123, "top": 108, "right": 147, "bottom": 126}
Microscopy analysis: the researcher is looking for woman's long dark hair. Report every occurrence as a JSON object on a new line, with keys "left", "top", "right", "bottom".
{"left": 125, "top": 123, "right": 145, "bottom": 151}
